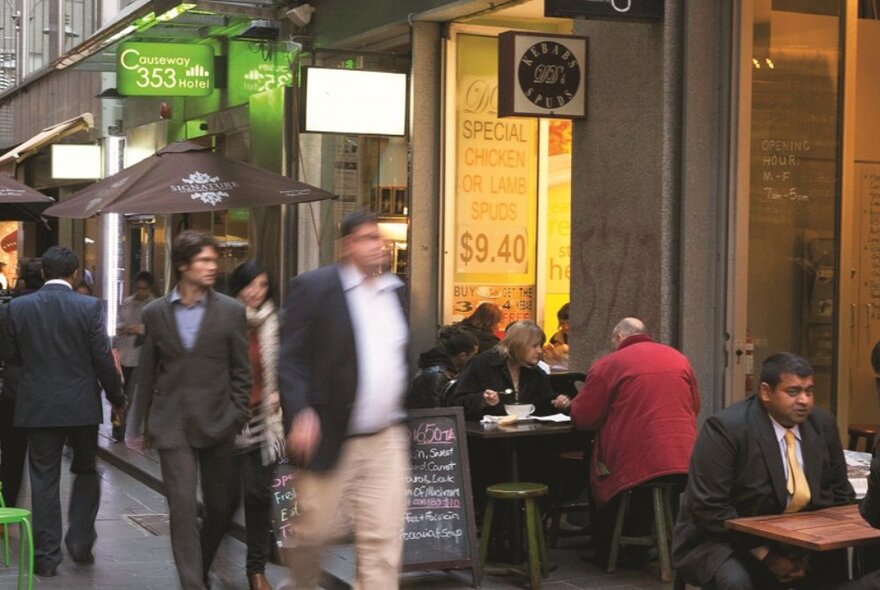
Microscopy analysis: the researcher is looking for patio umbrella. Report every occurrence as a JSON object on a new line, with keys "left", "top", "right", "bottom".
{"left": 43, "top": 141, "right": 335, "bottom": 218}
{"left": 0, "top": 173, "right": 55, "bottom": 221}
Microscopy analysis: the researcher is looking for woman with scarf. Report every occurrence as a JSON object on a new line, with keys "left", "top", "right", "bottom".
{"left": 229, "top": 259, "right": 285, "bottom": 590}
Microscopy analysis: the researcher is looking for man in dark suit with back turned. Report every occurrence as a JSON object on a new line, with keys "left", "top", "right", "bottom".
{"left": 672, "top": 352, "right": 880, "bottom": 589}
{"left": 137, "top": 231, "right": 250, "bottom": 590}
{"left": 280, "top": 210, "right": 410, "bottom": 589}
{"left": 5, "top": 246, "right": 124, "bottom": 577}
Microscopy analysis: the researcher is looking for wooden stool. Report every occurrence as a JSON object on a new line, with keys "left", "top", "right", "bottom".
{"left": 479, "top": 482, "right": 549, "bottom": 589}
{"left": 607, "top": 479, "right": 679, "bottom": 583}
{"left": 848, "top": 424, "right": 880, "bottom": 452}
{"left": 0, "top": 507, "right": 34, "bottom": 590}
{"left": 547, "top": 450, "right": 591, "bottom": 547}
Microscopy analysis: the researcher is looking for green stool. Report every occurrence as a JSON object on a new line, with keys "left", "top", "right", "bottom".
{"left": 607, "top": 479, "right": 680, "bottom": 583}
{"left": 479, "top": 482, "right": 549, "bottom": 590}
{"left": 0, "top": 507, "right": 33, "bottom": 590}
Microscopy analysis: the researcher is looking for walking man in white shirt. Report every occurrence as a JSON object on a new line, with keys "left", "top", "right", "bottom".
{"left": 280, "top": 210, "right": 410, "bottom": 589}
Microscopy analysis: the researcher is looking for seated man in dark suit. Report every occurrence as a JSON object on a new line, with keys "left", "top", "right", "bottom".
{"left": 672, "top": 352, "right": 877, "bottom": 589}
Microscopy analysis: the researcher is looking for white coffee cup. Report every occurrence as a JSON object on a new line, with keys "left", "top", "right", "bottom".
{"left": 504, "top": 403, "right": 535, "bottom": 419}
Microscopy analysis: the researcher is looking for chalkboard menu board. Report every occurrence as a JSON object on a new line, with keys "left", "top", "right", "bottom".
{"left": 402, "top": 408, "right": 481, "bottom": 584}
{"left": 268, "top": 408, "right": 481, "bottom": 585}
{"left": 270, "top": 460, "right": 299, "bottom": 547}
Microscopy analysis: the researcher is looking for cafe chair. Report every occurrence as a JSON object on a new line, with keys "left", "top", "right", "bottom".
{"left": 548, "top": 371, "right": 586, "bottom": 398}
{"left": 0, "top": 506, "right": 34, "bottom": 590}
{"left": 546, "top": 450, "right": 591, "bottom": 547}
{"left": 848, "top": 423, "right": 879, "bottom": 453}
{"left": 672, "top": 570, "right": 692, "bottom": 589}
{"left": 479, "top": 482, "right": 549, "bottom": 590}
{"left": 607, "top": 476, "right": 684, "bottom": 583}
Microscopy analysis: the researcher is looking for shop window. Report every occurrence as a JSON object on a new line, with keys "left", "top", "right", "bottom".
{"left": 323, "top": 134, "right": 409, "bottom": 281}
{"left": 742, "top": 0, "right": 841, "bottom": 407}
{"left": 444, "top": 31, "right": 571, "bottom": 358}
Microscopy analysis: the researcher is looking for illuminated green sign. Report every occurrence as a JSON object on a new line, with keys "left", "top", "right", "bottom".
{"left": 117, "top": 42, "right": 214, "bottom": 96}
{"left": 227, "top": 40, "right": 292, "bottom": 106}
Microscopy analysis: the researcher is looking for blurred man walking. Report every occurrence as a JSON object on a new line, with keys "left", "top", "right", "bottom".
{"left": 280, "top": 210, "right": 410, "bottom": 589}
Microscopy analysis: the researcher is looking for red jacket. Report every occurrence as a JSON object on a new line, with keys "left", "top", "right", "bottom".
{"left": 570, "top": 335, "right": 700, "bottom": 507}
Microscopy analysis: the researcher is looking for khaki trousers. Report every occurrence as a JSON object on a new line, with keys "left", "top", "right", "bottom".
{"left": 287, "top": 424, "right": 410, "bottom": 590}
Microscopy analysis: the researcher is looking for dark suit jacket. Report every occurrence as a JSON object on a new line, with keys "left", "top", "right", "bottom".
{"left": 5, "top": 283, "right": 123, "bottom": 427}
{"left": 278, "top": 264, "right": 407, "bottom": 472}
{"left": 860, "top": 454, "right": 880, "bottom": 527}
{"left": 672, "top": 395, "right": 854, "bottom": 586}
{"left": 137, "top": 288, "right": 251, "bottom": 450}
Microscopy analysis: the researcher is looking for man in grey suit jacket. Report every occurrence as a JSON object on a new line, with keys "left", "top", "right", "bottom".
{"left": 137, "top": 231, "right": 250, "bottom": 590}
{"left": 5, "top": 246, "right": 124, "bottom": 577}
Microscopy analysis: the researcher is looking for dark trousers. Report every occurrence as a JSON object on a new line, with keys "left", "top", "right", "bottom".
{"left": 706, "top": 549, "right": 880, "bottom": 590}
{"left": 0, "top": 397, "right": 27, "bottom": 506}
{"left": 27, "top": 425, "right": 100, "bottom": 568}
{"left": 159, "top": 444, "right": 241, "bottom": 590}
{"left": 239, "top": 448, "right": 273, "bottom": 575}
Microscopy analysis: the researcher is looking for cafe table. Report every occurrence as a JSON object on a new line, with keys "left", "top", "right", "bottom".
{"left": 464, "top": 418, "right": 579, "bottom": 482}
{"left": 726, "top": 504, "right": 880, "bottom": 552}
{"left": 465, "top": 418, "right": 585, "bottom": 567}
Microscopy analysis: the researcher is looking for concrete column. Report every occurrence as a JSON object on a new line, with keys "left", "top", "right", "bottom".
{"left": 569, "top": 2, "right": 731, "bottom": 418}
{"left": 569, "top": 16, "right": 668, "bottom": 368}
{"left": 679, "top": 1, "right": 732, "bottom": 419}
{"left": 408, "top": 21, "right": 443, "bottom": 364}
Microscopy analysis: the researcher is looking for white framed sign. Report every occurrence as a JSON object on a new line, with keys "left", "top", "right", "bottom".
{"left": 498, "top": 32, "right": 588, "bottom": 120}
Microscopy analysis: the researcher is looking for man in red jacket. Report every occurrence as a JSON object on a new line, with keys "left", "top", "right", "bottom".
{"left": 570, "top": 317, "right": 700, "bottom": 564}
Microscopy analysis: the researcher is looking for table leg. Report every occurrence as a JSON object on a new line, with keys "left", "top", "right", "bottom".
{"left": 509, "top": 440, "right": 524, "bottom": 564}
{"left": 509, "top": 440, "right": 520, "bottom": 482}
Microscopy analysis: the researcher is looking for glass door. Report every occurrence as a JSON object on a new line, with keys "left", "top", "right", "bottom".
{"left": 729, "top": 0, "right": 844, "bottom": 410}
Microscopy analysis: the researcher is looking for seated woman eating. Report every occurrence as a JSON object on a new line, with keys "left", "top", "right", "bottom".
{"left": 451, "top": 320, "right": 572, "bottom": 421}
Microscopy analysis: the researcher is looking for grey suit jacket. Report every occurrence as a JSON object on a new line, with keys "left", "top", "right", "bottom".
{"left": 672, "top": 395, "right": 854, "bottom": 586}
{"left": 5, "top": 283, "right": 124, "bottom": 427}
{"left": 137, "top": 288, "right": 251, "bottom": 450}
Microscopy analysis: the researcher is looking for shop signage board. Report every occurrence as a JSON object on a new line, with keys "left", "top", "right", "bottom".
{"left": 117, "top": 42, "right": 214, "bottom": 97}
{"left": 451, "top": 34, "right": 539, "bottom": 327}
{"left": 544, "top": 0, "right": 664, "bottom": 21}
{"left": 269, "top": 408, "right": 481, "bottom": 586}
{"left": 402, "top": 408, "right": 481, "bottom": 586}
{"left": 498, "top": 32, "right": 588, "bottom": 119}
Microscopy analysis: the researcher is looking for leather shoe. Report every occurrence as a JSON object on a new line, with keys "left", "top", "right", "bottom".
{"left": 248, "top": 572, "right": 273, "bottom": 590}
{"left": 34, "top": 563, "right": 58, "bottom": 577}
{"left": 66, "top": 541, "right": 94, "bottom": 564}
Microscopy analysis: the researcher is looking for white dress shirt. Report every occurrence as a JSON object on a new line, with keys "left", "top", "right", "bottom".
{"left": 339, "top": 263, "right": 408, "bottom": 436}
{"left": 44, "top": 279, "right": 72, "bottom": 289}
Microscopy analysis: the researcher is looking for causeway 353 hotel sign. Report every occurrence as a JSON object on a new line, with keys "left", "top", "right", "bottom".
{"left": 498, "top": 32, "right": 588, "bottom": 120}
{"left": 117, "top": 42, "right": 214, "bottom": 97}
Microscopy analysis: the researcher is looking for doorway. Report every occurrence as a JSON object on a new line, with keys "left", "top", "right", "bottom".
{"left": 731, "top": 1, "right": 880, "bottom": 432}
{"left": 729, "top": 0, "right": 842, "bottom": 411}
